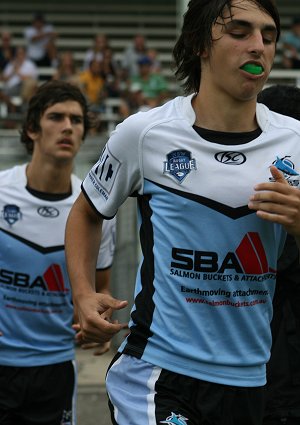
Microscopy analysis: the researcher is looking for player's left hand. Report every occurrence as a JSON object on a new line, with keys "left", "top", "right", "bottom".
{"left": 73, "top": 322, "right": 111, "bottom": 355}
{"left": 248, "top": 165, "right": 300, "bottom": 237}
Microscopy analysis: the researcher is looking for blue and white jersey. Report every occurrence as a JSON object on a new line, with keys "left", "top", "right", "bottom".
{"left": 0, "top": 164, "right": 116, "bottom": 367}
{"left": 82, "top": 94, "right": 300, "bottom": 387}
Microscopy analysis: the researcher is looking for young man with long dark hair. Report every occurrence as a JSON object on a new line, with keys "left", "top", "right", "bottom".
{"left": 65, "top": 1, "right": 300, "bottom": 424}
{"left": 0, "top": 80, "right": 116, "bottom": 425}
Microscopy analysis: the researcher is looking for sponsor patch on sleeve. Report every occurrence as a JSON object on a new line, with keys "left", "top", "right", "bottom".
{"left": 88, "top": 146, "right": 121, "bottom": 199}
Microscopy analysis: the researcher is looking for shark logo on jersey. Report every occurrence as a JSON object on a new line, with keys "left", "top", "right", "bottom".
{"left": 270, "top": 156, "right": 299, "bottom": 186}
{"left": 2, "top": 204, "right": 22, "bottom": 226}
{"left": 160, "top": 412, "right": 189, "bottom": 425}
{"left": 163, "top": 150, "right": 196, "bottom": 183}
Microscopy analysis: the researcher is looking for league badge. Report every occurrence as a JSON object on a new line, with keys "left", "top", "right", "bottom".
{"left": 163, "top": 150, "right": 196, "bottom": 183}
{"left": 2, "top": 204, "right": 22, "bottom": 226}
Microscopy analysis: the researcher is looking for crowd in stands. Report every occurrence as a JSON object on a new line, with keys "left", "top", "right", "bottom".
{"left": 2, "top": 10, "right": 299, "bottom": 133}
{"left": 0, "top": 13, "right": 170, "bottom": 133}
{"left": 281, "top": 16, "right": 300, "bottom": 70}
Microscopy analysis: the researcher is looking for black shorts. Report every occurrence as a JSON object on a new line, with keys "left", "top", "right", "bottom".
{"left": 0, "top": 360, "right": 75, "bottom": 425}
{"left": 106, "top": 353, "right": 266, "bottom": 425}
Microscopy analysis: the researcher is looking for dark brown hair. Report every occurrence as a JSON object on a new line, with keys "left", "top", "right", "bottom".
{"left": 20, "top": 80, "right": 91, "bottom": 154}
{"left": 173, "top": 0, "right": 280, "bottom": 94}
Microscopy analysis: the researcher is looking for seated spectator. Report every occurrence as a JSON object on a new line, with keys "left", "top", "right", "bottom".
{"left": 24, "top": 12, "right": 58, "bottom": 68}
{"left": 0, "top": 31, "right": 16, "bottom": 72}
{"left": 52, "top": 51, "right": 80, "bottom": 85}
{"left": 282, "top": 17, "right": 300, "bottom": 69}
{"left": 129, "top": 55, "right": 168, "bottom": 112}
{"left": 100, "top": 47, "right": 130, "bottom": 119}
{"left": 121, "top": 34, "right": 148, "bottom": 80}
{"left": 101, "top": 47, "right": 123, "bottom": 97}
{"left": 147, "top": 48, "right": 162, "bottom": 74}
{"left": 79, "top": 59, "right": 105, "bottom": 112}
{"left": 83, "top": 33, "right": 110, "bottom": 70}
{"left": 1, "top": 46, "right": 38, "bottom": 110}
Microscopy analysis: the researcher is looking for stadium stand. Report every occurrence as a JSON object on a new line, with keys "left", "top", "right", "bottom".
{"left": 0, "top": 1, "right": 299, "bottom": 129}
{"left": 0, "top": 1, "right": 178, "bottom": 133}
{"left": 0, "top": 2, "right": 177, "bottom": 80}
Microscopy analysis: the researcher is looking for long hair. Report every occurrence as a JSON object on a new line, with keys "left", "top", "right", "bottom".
{"left": 20, "top": 80, "right": 91, "bottom": 154}
{"left": 173, "top": 0, "right": 280, "bottom": 94}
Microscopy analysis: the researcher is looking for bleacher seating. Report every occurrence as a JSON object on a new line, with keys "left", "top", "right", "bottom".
{"left": 0, "top": 2, "right": 177, "bottom": 83}
{"left": 0, "top": 1, "right": 297, "bottom": 85}
{"left": 0, "top": 1, "right": 179, "bottom": 134}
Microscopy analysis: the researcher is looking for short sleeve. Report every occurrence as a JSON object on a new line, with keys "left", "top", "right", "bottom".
{"left": 82, "top": 114, "right": 143, "bottom": 218}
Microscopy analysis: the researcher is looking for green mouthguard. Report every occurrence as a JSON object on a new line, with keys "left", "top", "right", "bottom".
{"left": 241, "top": 63, "right": 263, "bottom": 75}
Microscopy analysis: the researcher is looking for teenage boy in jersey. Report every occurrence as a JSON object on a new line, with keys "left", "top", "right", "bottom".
{"left": 258, "top": 85, "right": 300, "bottom": 425}
{"left": 65, "top": 1, "right": 300, "bottom": 424}
{"left": 0, "top": 80, "right": 116, "bottom": 425}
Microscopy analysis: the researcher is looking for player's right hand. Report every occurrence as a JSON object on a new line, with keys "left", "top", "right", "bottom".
{"left": 74, "top": 292, "right": 128, "bottom": 344}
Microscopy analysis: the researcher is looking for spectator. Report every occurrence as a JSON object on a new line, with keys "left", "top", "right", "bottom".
{"left": 0, "top": 31, "right": 16, "bottom": 72}
{"left": 281, "top": 17, "right": 300, "bottom": 69}
{"left": 83, "top": 33, "right": 110, "bottom": 70}
{"left": 52, "top": 50, "right": 80, "bottom": 86}
{"left": 147, "top": 48, "right": 162, "bottom": 74}
{"left": 258, "top": 84, "right": 300, "bottom": 425}
{"left": 100, "top": 47, "right": 130, "bottom": 119}
{"left": 99, "top": 47, "right": 121, "bottom": 96}
{"left": 79, "top": 58, "right": 105, "bottom": 110}
{"left": 1, "top": 46, "right": 38, "bottom": 109}
{"left": 121, "top": 33, "right": 148, "bottom": 79}
{"left": 129, "top": 55, "right": 168, "bottom": 111}
{"left": 0, "top": 80, "right": 117, "bottom": 424}
{"left": 24, "top": 12, "right": 58, "bottom": 67}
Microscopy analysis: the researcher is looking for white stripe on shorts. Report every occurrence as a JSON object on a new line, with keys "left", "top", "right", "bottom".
{"left": 106, "top": 354, "right": 162, "bottom": 425}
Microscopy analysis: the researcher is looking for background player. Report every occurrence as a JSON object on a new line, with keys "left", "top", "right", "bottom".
{"left": 258, "top": 84, "right": 300, "bottom": 425}
{"left": 0, "top": 80, "right": 116, "bottom": 425}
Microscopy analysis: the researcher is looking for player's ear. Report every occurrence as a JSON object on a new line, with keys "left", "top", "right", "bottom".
{"left": 27, "top": 129, "right": 39, "bottom": 142}
{"left": 200, "top": 48, "right": 209, "bottom": 59}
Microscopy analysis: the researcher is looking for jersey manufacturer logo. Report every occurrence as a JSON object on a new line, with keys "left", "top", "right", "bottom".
{"left": 160, "top": 412, "right": 189, "bottom": 425}
{"left": 270, "top": 156, "right": 299, "bottom": 186}
{"left": 2, "top": 204, "right": 22, "bottom": 226}
{"left": 163, "top": 150, "right": 196, "bottom": 183}
{"left": 37, "top": 206, "right": 59, "bottom": 218}
{"left": 215, "top": 151, "right": 246, "bottom": 165}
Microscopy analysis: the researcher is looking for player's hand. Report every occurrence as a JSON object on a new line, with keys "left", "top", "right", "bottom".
{"left": 73, "top": 322, "right": 112, "bottom": 355}
{"left": 80, "top": 341, "right": 111, "bottom": 356}
{"left": 73, "top": 292, "right": 128, "bottom": 344}
{"left": 248, "top": 165, "right": 300, "bottom": 236}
